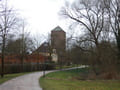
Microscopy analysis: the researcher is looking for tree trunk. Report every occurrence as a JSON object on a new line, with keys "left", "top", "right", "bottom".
{"left": 1, "top": 35, "right": 6, "bottom": 78}
{"left": 116, "top": 30, "right": 120, "bottom": 64}
{"left": 116, "top": 33, "right": 120, "bottom": 72}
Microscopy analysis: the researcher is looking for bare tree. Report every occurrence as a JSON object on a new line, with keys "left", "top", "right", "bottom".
{"left": 18, "top": 20, "right": 35, "bottom": 71}
{"left": 32, "top": 34, "right": 45, "bottom": 70}
{"left": 33, "top": 36, "right": 42, "bottom": 50}
{"left": 104, "top": 0, "right": 120, "bottom": 64}
{"left": 60, "top": 0, "right": 107, "bottom": 74}
{"left": 61, "top": 0, "right": 107, "bottom": 47}
{"left": 0, "top": 0, "right": 19, "bottom": 77}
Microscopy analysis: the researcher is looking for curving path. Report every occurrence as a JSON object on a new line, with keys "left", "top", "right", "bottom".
{"left": 0, "top": 66, "right": 86, "bottom": 90}
{"left": 0, "top": 71, "right": 53, "bottom": 90}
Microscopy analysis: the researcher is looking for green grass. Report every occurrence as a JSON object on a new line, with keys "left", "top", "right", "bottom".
{"left": 55, "top": 64, "right": 82, "bottom": 70}
{"left": 45, "top": 68, "right": 88, "bottom": 80}
{"left": 0, "top": 72, "right": 29, "bottom": 84}
{"left": 39, "top": 68, "right": 120, "bottom": 90}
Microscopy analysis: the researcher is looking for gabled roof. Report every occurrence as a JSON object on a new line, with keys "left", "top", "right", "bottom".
{"left": 52, "top": 26, "right": 65, "bottom": 32}
{"left": 33, "top": 42, "right": 50, "bottom": 53}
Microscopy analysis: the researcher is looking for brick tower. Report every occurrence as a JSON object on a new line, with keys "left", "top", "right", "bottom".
{"left": 51, "top": 26, "right": 66, "bottom": 62}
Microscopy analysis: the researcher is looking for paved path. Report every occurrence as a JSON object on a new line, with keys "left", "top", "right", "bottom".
{"left": 0, "top": 71, "right": 52, "bottom": 90}
{"left": 0, "top": 66, "right": 86, "bottom": 90}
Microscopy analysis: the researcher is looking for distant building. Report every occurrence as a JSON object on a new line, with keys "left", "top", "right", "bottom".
{"left": 51, "top": 26, "right": 66, "bottom": 62}
{"left": 34, "top": 42, "right": 50, "bottom": 56}
{"left": 0, "top": 26, "right": 66, "bottom": 64}
{"left": 32, "top": 26, "right": 66, "bottom": 63}
{"left": 33, "top": 42, "right": 51, "bottom": 63}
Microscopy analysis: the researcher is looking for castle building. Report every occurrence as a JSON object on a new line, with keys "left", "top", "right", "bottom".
{"left": 32, "top": 26, "right": 66, "bottom": 63}
{"left": 51, "top": 26, "right": 66, "bottom": 62}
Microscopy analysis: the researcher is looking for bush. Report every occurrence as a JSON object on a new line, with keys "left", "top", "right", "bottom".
{"left": 0, "top": 63, "right": 55, "bottom": 74}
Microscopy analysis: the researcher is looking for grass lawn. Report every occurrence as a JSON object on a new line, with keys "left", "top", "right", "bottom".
{"left": 39, "top": 68, "right": 120, "bottom": 90}
{"left": 0, "top": 72, "right": 29, "bottom": 84}
{"left": 55, "top": 64, "right": 82, "bottom": 70}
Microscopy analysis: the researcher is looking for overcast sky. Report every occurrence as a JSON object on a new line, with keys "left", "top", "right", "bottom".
{"left": 9, "top": 0, "right": 74, "bottom": 37}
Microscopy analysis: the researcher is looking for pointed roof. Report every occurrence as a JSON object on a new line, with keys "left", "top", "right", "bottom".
{"left": 33, "top": 42, "right": 50, "bottom": 53}
{"left": 52, "top": 26, "right": 65, "bottom": 32}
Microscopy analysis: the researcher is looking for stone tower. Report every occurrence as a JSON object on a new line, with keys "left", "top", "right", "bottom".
{"left": 51, "top": 26, "right": 66, "bottom": 62}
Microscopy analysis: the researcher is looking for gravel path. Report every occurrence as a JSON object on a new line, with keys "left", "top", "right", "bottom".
{"left": 0, "top": 71, "right": 52, "bottom": 90}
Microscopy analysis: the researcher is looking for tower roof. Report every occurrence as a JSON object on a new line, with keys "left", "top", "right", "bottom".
{"left": 52, "top": 26, "right": 65, "bottom": 32}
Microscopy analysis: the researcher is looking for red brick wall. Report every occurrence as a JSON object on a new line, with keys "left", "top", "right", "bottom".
{"left": 0, "top": 54, "right": 45, "bottom": 64}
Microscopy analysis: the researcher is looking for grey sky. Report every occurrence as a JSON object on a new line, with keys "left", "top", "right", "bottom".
{"left": 9, "top": 0, "right": 74, "bottom": 37}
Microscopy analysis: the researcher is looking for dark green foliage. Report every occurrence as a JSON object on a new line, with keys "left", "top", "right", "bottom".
{"left": 0, "top": 63, "right": 55, "bottom": 74}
